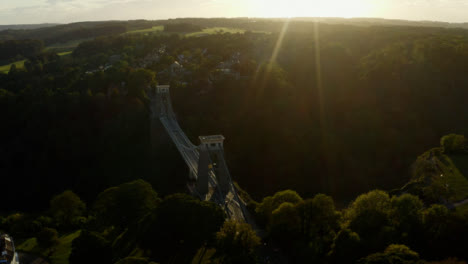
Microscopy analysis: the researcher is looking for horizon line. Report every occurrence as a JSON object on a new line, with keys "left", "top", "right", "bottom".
{"left": 1, "top": 16, "right": 467, "bottom": 26}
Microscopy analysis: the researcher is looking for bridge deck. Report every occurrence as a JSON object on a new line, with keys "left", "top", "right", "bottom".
{"left": 151, "top": 91, "right": 245, "bottom": 221}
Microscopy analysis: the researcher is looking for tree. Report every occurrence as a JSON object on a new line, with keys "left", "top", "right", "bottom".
{"left": 8, "top": 64, "right": 17, "bottom": 75}
{"left": 358, "top": 244, "right": 421, "bottom": 264}
{"left": 139, "top": 194, "right": 225, "bottom": 263}
{"left": 215, "top": 221, "right": 261, "bottom": 264}
{"left": 69, "top": 231, "right": 112, "bottom": 264}
{"left": 296, "top": 194, "right": 341, "bottom": 260}
{"left": 422, "top": 204, "right": 450, "bottom": 240}
{"left": 390, "top": 194, "right": 424, "bottom": 244}
{"left": 92, "top": 180, "right": 160, "bottom": 229}
{"left": 50, "top": 190, "right": 86, "bottom": 228}
{"left": 256, "top": 190, "right": 303, "bottom": 225}
{"left": 114, "top": 257, "right": 155, "bottom": 264}
{"left": 268, "top": 202, "right": 301, "bottom": 244}
{"left": 36, "top": 227, "right": 59, "bottom": 249}
{"left": 441, "top": 134, "right": 467, "bottom": 154}
{"left": 127, "top": 68, "right": 156, "bottom": 97}
{"left": 345, "top": 190, "right": 394, "bottom": 255}
{"left": 346, "top": 190, "right": 392, "bottom": 233}
{"left": 329, "top": 229, "right": 362, "bottom": 263}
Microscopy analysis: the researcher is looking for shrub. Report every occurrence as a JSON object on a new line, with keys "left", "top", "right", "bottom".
{"left": 36, "top": 227, "right": 59, "bottom": 249}
{"left": 441, "top": 134, "right": 467, "bottom": 154}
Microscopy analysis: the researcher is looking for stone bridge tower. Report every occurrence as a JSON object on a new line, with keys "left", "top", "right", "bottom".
{"left": 197, "top": 135, "right": 231, "bottom": 196}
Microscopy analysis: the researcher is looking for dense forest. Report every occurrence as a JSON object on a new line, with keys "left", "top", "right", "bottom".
{"left": 0, "top": 39, "right": 43, "bottom": 63}
{"left": 1, "top": 18, "right": 468, "bottom": 263}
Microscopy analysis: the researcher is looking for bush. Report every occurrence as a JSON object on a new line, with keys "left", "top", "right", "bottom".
{"left": 114, "top": 257, "right": 152, "bottom": 264}
{"left": 50, "top": 190, "right": 86, "bottom": 228}
{"left": 358, "top": 244, "right": 420, "bottom": 264}
{"left": 69, "top": 230, "right": 112, "bottom": 264}
{"left": 36, "top": 227, "right": 59, "bottom": 249}
{"left": 215, "top": 221, "right": 261, "bottom": 264}
{"left": 441, "top": 134, "right": 467, "bottom": 154}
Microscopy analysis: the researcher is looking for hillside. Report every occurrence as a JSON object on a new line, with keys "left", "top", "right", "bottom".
{"left": 0, "top": 23, "right": 60, "bottom": 31}
{"left": 397, "top": 135, "right": 468, "bottom": 206}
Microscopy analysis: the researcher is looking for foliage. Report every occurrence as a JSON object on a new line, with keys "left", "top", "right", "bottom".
{"left": 389, "top": 194, "right": 423, "bottom": 237}
{"left": 0, "top": 39, "right": 43, "bottom": 63}
{"left": 345, "top": 190, "right": 392, "bottom": 237}
{"left": 114, "top": 257, "right": 154, "bottom": 264}
{"left": 69, "top": 230, "right": 112, "bottom": 264}
{"left": 92, "top": 180, "right": 160, "bottom": 229}
{"left": 138, "top": 193, "right": 225, "bottom": 263}
{"left": 268, "top": 202, "right": 301, "bottom": 244}
{"left": 255, "top": 190, "right": 303, "bottom": 224}
{"left": 328, "top": 229, "right": 362, "bottom": 263}
{"left": 296, "top": 194, "right": 341, "bottom": 261}
{"left": 441, "top": 134, "right": 467, "bottom": 154}
{"left": 50, "top": 230, "right": 82, "bottom": 264}
{"left": 214, "top": 221, "right": 261, "bottom": 264}
{"left": 358, "top": 244, "right": 421, "bottom": 264}
{"left": 164, "top": 23, "right": 203, "bottom": 33}
{"left": 36, "top": 227, "right": 59, "bottom": 249}
{"left": 50, "top": 190, "right": 86, "bottom": 228}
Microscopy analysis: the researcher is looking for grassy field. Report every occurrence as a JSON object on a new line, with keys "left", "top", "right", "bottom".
{"left": 0, "top": 51, "right": 71, "bottom": 74}
{"left": 186, "top": 27, "right": 246, "bottom": 37}
{"left": 0, "top": 60, "right": 26, "bottom": 74}
{"left": 58, "top": 51, "right": 72, "bottom": 56}
{"left": 435, "top": 155, "right": 468, "bottom": 202}
{"left": 125, "top": 25, "right": 164, "bottom": 35}
{"left": 50, "top": 230, "right": 81, "bottom": 264}
{"left": 17, "top": 237, "right": 41, "bottom": 254}
{"left": 449, "top": 154, "right": 468, "bottom": 181}
{"left": 17, "top": 230, "right": 81, "bottom": 264}
{"left": 46, "top": 38, "right": 91, "bottom": 52}
{"left": 125, "top": 26, "right": 246, "bottom": 37}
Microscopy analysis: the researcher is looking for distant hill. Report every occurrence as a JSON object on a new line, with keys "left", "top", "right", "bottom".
{"left": 289, "top": 17, "right": 468, "bottom": 29}
{"left": 3, "top": 17, "right": 468, "bottom": 47}
{"left": 0, "top": 23, "right": 60, "bottom": 31}
{"left": 0, "top": 21, "right": 133, "bottom": 46}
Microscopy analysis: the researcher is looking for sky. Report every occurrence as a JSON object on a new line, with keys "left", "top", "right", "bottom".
{"left": 1, "top": 0, "right": 468, "bottom": 25}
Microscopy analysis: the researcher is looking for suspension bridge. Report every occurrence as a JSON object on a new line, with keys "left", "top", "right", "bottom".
{"left": 149, "top": 85, "right": 246, "bottom": 221}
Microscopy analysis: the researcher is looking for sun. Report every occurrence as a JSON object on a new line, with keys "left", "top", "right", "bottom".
{"left": 250, "top": 0, "right": 373, "bottom": 18}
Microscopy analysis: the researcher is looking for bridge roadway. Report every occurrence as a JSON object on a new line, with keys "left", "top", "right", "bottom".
{"left": 151, "top": 94, "right": 246, "bottom": 221}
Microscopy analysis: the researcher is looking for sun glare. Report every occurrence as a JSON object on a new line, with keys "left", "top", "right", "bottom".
{"left": 250, "top": 0, "right": 373, "bottom": 18}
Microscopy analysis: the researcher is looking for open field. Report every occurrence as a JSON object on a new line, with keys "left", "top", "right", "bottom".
{"left": 186, "top": 27, "right": 246, "bottom": 37}
{"left": 58, "top": 51, "right": 72, "bottom": 56}
{"left": 17, "top": 237, "right": 40, "bottom": 254}
{"left": 46, "top": 38, "right": 91, "bottom": 52}
{"left": 436, "top": 155, "right": 468, "bottom": 202}
{"left": 0, "top": 60, "right": 26, "bottom": 74}
{"left": 126, "top": 26, "right": 247, "bottom": 37}
{"left": 17, "top": 230, "right": 81, "bottom": 264}
{"left": 50, "top": 231, "right": 82, "bottom": 264}
{"left": 450, "top": 154, "right": 468, "bottom": 181}
{"left": 125, "top": 25, "right": 164, "bottom": 35}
